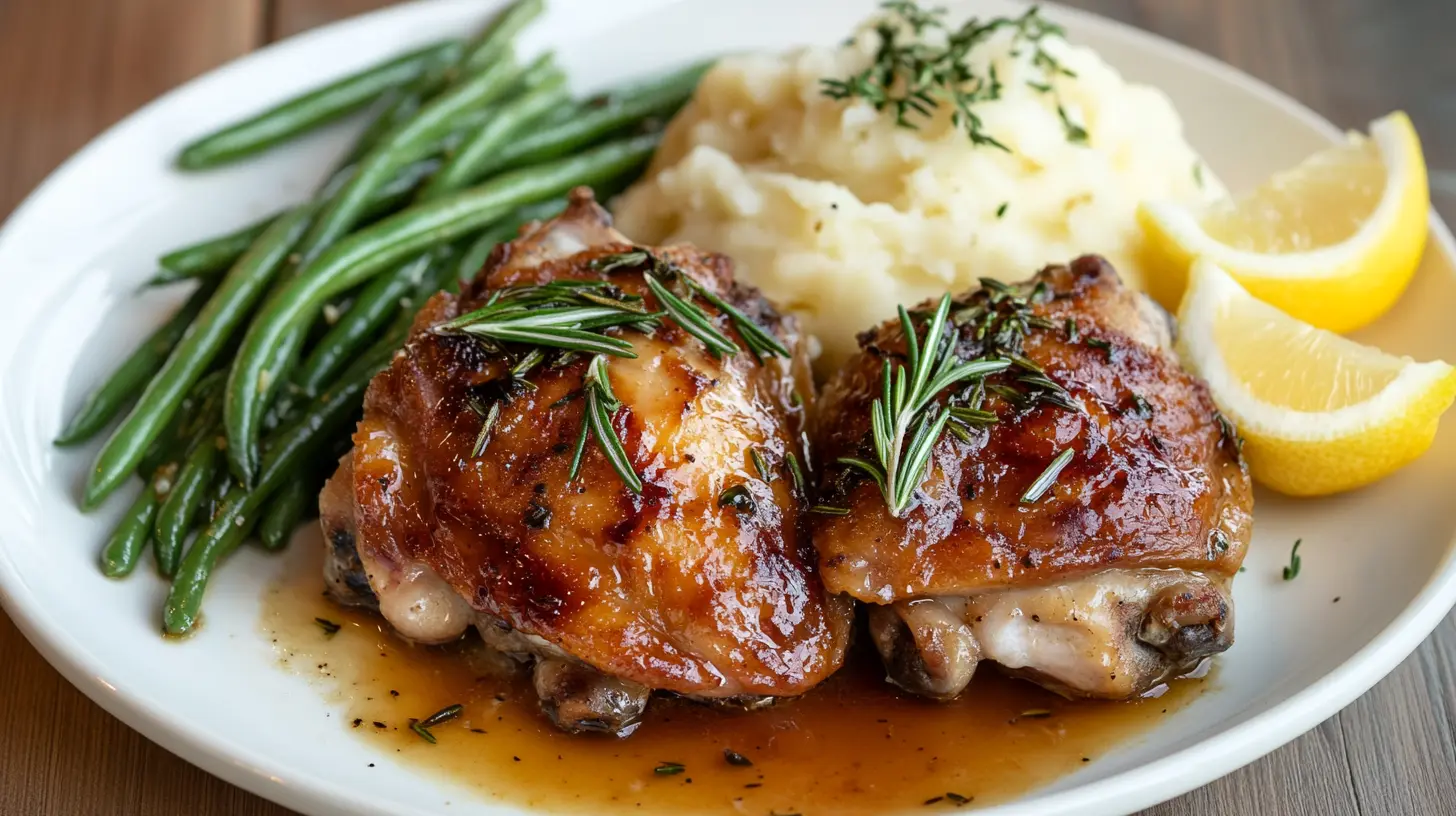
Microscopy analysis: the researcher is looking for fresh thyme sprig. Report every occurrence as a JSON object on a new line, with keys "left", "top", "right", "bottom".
{"left": 839, "top": 295, "right": 1011, "bottom": 517}
{"left": 821, "top": 2, "right": 1079, "bottom": 149}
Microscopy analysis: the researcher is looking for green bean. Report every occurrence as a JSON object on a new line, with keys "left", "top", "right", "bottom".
{"left": 100, "top": 482, "right": 160, "bottom": 578}
{"left": 246, "top": 54, "right": 526, "bottom": 419}
{"left": 154, "top": 157, "right": 439, "bottom": 289}
{"left": 298, "top": 55, "right": 523, "bottom": 265}
{"left": 152, "top": 434, "right": 221, "bottom": 577}
{"left": 165, "top": 331, "right": 403, "bottom": 635}
{"left": 153, "top": 216, "right": 276, "bottom": 284}
{"left": 258, "top": 476, "right": 314, "bottom": 551}
{"left": 137, "top": 370, "right": 225, "bottom": 477}
{"left": 293, "top": 252, "right": 435, "bottom": 397}
{"left": 83, "top": 207, "right": 312, "bottom": 511}
{"left": 223, "top": 133, "right": 661, "bottom": 483}
{"left": 177, "top": 40, "right": 464, "bottom": 170}
{"left": 473, "top": 60, "right": 710, "bottom": 177}
{"left": 56, "top": 280, "right": 217, "bottom": 446}
{"left": 462, "top": 0, "right": 545, "bottom": 75}
{"left": 421, "top": 71, "right": 569, "bottom": 199}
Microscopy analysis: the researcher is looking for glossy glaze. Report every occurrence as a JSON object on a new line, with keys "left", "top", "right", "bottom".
{"left": 812, "top": 257, "right": 1253, "bottom": 602}
{"left": 340, "top": 191, "right": 849, "bottom": 698}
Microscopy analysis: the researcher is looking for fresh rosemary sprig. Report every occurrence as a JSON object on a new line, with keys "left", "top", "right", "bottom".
{"left": 568, "top": 354, "right": 643, "bottom": 494}
{"left": 437, "top": 249, "right": 789, "bottom": 494}
{"left": 839, "top": 295, "right": 1011, "bottom": 517}
{"left": 821, "top": 2, "right": 1079, "bottom": 149}
{"left": 437, "top": 279, "right": 659, "bottom": 358}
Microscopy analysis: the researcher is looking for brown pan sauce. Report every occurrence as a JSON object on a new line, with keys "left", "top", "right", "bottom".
{"left": 262, "top": 551, "right": 1207, "bottom": 815}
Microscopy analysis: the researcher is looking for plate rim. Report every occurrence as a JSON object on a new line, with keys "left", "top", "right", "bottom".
{"left": 1, "top": 1, "right": 1453, "bottom": 815}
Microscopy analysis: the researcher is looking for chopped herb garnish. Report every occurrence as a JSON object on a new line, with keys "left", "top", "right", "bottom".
{"left": 1057, "top": 104, "right": 1088, "bottom": 144}
{"left": 723, "top": 749, "right": 754, "bottom": 767}
{"left": 409, "top": 721, "right": 437, "bottom": 744}
{"left": 1130, "top": 393, "right": 1153, "bottom": 418}
{"left": 654, "top": 762, "right": 686, "bottom": 776}
{"left": 1086, "top": 337, "right": 1113, "bottom": 361}
{"left": 1210, "top": 529, "right": 1230, "bottom": 555}
{"left": 1019, "top": 708, "right": 1052, "bottom": 718}
{"left": 786, "top": 452, "right": 807, "bottom": 498}
{"left": 314, "top": 617, "right": 341, "bottom": 636}
{"left": 524, "top": 500, "right": 551, "bottom": 529}
{"left": 1214, "top": 410, "right": 1244, "bottom": 463}
{"left": 750, "top": 447, "right": 774, "bottom": 482}
{"left": 470, "top": 400, "right": 501, "bottom": 458}
{"left": 995, "top": 202, "right": 1009, "bottom": 218}
{"left": 419, "top": 704, "right": 464, "bottom": 728}
{"left": 945, "top": 792, "right": 973, "bottom": 805}
{"left": 1193, "top": 161, "right": 1205, "bottom": 188}
{"left": 1026, "top": 80, "right": 1052, "bottom": 93}
{"left": 1020, "top": 448, "right": 1073, "bottom": 503}
{"left": 810, "top": 504, "right": 851, "bottom": 516}
{"left": 718, "top": 484, "right": 757, "bottom": 514}
{"left": 820, "top": 3, "right": 1075, "bottom": 149}
{"left": 1283, "top": 539, "right": 1302, "bottom": 581}
{"left": 791, "top": 389, "right": 804, "bottom": 408}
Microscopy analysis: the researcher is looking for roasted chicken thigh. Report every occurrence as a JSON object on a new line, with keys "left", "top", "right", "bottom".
{"left": 320, "top": 189, "right": 851, "bottom": 736}
{"left": 812, "top": 256, "right": 1252, "bottom": 700}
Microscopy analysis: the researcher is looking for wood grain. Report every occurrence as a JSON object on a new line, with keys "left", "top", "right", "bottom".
{"left": 0, "top": 1, "right": 1452, "bottom": 815}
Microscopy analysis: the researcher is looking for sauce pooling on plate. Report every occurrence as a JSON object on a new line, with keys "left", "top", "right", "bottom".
{"left": 262, "top": 549, "right": 1209, "bottom": 815}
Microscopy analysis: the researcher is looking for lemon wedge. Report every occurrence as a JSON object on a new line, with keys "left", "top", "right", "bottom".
{"left": 1141, "top": 111, "right": 1429, "bottom": 333}
{"left": 1177, "top": 259, "right": 1456, "bottom": 496}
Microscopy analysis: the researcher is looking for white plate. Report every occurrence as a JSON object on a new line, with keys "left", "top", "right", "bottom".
{"left": 1, "top": 1, "right": 1453, "bottom": 814}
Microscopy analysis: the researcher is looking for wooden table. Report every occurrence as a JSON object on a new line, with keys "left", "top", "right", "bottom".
{"left": 1, "top": 1, "right": 1452, "bottom": 813}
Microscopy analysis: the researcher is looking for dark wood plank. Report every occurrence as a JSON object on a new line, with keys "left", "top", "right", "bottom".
{"left": 1337, "top": 617, "right": 1456, "bottom": 815}
{"left": 0, "top": 1, "right": 286, "bottom": 815}
{"left": 270, "top": 0, "right": 395, "bottom": 40}
{"left": 0, "top": 0, "right": 265, "bottom": 218}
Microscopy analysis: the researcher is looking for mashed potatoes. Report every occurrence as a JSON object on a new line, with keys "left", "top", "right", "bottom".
{"left": 613, "top": 14, "right": 1221, "bottom": 367}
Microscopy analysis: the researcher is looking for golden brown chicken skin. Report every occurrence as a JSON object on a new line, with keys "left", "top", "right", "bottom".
{"left": 812, "top": 256, "right": 1252, "bottom": 701}
{"left": 320, "top": 190, "right": 850, "bottom": 736}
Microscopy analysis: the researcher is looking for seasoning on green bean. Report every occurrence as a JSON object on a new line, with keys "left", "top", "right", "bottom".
{"left": 100, "top": 482, "right": 161, "bottom": 578}
{"left": 152, "top": 216, "right": 276, "bottom": 285}
{"left": 421, "top": 71, "right": 569, "bottom": 198}
{"left": 293, "top": 252, "right": 434, "bottom": 397}
{"left": 258, "top": 476, "right": 315, "bottom": 551}
{"left": 165, "top": 331, "right": 404, "bottom": 635}
{"left": 56, "top": 280, "right": 218, "bottom": 446}
{"left": 176, "top": 40, "right": 464, "bottom": 170}
{"left": 223, "top": 133, "right": 662, "bottom": 483}
{"left": 82, "top": 207, "right": 313, "bottom": 511}
{"left": 153, "top": 435, "right": 221, "bottom": 577}
{"left": 472, "top": 60, "right": 711, "bottom": 177}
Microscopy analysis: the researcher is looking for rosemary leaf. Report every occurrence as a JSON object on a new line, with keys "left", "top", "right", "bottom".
{"left": 1020, "top": 448, "right": 1074, "bottom": 503}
